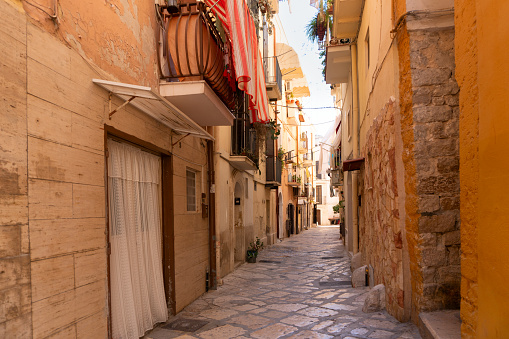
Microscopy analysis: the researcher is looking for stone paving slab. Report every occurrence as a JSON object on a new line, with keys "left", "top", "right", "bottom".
{"left": 145, "top": 227, "right": 421, "bottom": 339}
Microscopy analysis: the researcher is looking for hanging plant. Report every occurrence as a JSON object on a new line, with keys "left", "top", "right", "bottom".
{"left": 240, "top": 147, "right": 261, "bottom": 174}
{"left": 277, "top": 147, "right": 285, "bottom": 173}
{"left": 305, "top": 0, "right": 333, "bottom": 44}
{"left": 265, "top": 118, "right": 281, "bottom": 140}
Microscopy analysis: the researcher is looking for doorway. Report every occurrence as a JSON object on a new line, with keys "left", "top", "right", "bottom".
{"left": 278, "top": 192, "right": 283, "bottom": 239}
{"left": 107, "top": 139, "right": 168, "bottom": 338}
{"left": 234, "top": 181, "right": 244, "bottom": 265}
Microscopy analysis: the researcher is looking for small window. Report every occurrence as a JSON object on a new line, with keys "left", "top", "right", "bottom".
{"left": 186, "top": 169, "right": 196, "bottom": 211}
{"left": 316, "top": 185, "right": 323, "bottom": 204}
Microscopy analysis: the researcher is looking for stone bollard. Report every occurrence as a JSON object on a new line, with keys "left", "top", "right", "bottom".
{"left": 352, "top": 265, "right": 367, "bottom": 287}
{"left": 350, "top": 252, "right": 362, "bottom": 272}
{"left": 362, "top": 284, "right": 386, "bottom": 313}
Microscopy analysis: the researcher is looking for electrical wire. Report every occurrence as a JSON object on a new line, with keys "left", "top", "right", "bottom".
{"left": 273, "top": 104, "right": 340, "bottom": 110}
{"left": 23, "top": 0, "right": 58, "bottom": 20}
{"left": 283, "top": 119, "right": 335, "bottom": 127}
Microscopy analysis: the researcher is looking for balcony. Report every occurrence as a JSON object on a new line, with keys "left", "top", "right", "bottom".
{"left": 266, "top": 157, "right": 282, "bottom": 187}
{"left": 266, "top": 58, "right": 283, "bottom": 101}
{"left": 229, "top": 92, "right": 258, "bottom": 172}
{"left": 298, "top": 135, "right": 308, "bottom": 154}
{"left": 325, "top": 0, "right": 363, "bottom": 85}
{"left": 229, "top": 155, "right": 258, "bottom": 171}
{"left": 287, "top": 172, "right": 301, "bottom": 187}
{"left": 325, "top": 43, "right": 352, "bottom": 85}
{"left": 284, "top": 150, "right": 295, "bottom": 164}
{"left": 157, "top": 1, "right": 236, "bottom": 126}
{"left": 302, "top": 153, "right": 313, "bottom": 167}
{"left": 265, "top": 133, "right": 281, "bottom": 187}
{"left": 331, "top": 168, "right": 343, "bottom": 187}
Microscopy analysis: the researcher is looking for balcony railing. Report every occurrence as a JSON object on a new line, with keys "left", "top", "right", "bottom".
{"left": 265, "top": 58, "right": 282, "bottom": 100}
{"left": 287, "top": 171, "right": 301, "bottom": 186}
{"left": 157, "top": 1, "right": 235, "bottom": 109}
{"left": 331, "top": 168, "right": 343, "bottom": 187}
{"left": 284, "top": 150, "right": 294, "bottom": 163}
{"left": 266, "top": 156, "right": 282, "bottom": 186}
{"left": 265, "top": 130, "right": 281, "bottom": 187}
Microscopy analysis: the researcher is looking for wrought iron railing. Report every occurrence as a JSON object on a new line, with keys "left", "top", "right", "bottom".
{"left": 157, "top": 1, "right": 236, "bottom": 109}
{"left": 266, "top": 58, "right": 282, "bottom": 95}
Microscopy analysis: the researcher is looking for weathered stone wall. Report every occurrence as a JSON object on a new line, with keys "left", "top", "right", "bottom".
{"left": 409, "top": 27, "right": 460, "bottom": 312}
{"left": 0, "top": 1, "right": 31, "bottom": 337}
{"left": 360, "top": 99, "right": 406, "bottom": 320}
{"left": 454, "top": 0, "right": 478, "bottom": 336}
{"left": 0, "top": 0, "right": 213, "bottom": 336}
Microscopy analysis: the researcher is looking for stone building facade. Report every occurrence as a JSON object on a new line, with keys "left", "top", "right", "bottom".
{"left": 327, "top": 0, "right": 461, "bottom": 325}
{"left": 405, "top": 27, "right": 460, "bottom": 314}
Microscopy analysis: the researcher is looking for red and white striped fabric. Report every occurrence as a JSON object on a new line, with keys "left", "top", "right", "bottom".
{"left": 206, "top": 0, "right": 269, "bottom": 123}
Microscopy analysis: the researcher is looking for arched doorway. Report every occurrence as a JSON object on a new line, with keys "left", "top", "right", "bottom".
{"left": 234, "top": 182, "right": 244, "bottom": 265}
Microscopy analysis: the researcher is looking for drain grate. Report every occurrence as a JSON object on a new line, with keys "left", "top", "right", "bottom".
{"left": 259, "top": 260, "right": 282, "bottom": 263}
{"left": 162, "top": 318, "right": 208, "bottom": 332}
{"left": 319, "top": 280, "right": 351, "bottom": 287}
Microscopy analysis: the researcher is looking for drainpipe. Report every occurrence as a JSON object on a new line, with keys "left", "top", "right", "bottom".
{"left": 351, "top": 43, "right": 360, "bottom": 254}
{"left": 207, "top": 127, "right": 217, "bottom": 290}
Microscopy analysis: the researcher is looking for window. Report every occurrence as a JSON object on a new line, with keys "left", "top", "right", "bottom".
{"left": 316, "top": 161, "right": 322, "bottom": 179}
{"left": 186, "top": 169, "right": 196, "bottom": 211}
{"left": 316, "top": 185, "right": 323, "bottom": 204}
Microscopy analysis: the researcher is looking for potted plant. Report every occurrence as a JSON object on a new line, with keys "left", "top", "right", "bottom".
{"left": 277, "top": 147, "right": 285, "bottom": 173}
{"left": 246, "top": 237, "right": 264, "bottom": 263}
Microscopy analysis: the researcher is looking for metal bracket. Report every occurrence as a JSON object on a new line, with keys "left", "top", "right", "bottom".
{"left": 172, "top": 133, "right": 191, "bottom": 146}
{"left": 108, "top": 93, "right": 136, "bottom": 119}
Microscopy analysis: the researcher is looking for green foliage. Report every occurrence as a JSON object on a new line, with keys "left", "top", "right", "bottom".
{"left": 333, "top": 200, "right": 345, "bottom": 214}
{"left": 266, "top": 118, "right": 281, "bottom": 140}
{"left": 240, "top": 147, "right": 261, "bottom": 174}
{"left": 247, "top": 237, "right": 264, "bottom": 258}
{"left": 277, "top": 147, "right": 285, "bottom": 173}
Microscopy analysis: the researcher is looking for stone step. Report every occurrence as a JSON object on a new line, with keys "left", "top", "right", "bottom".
{"left": 419, "top": 310, "right": 461, "bottom": 339}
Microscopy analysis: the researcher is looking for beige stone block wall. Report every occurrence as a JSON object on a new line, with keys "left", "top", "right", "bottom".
{"left": 23, "top": 23, "right": 108, "bottom": 338}
{"left": 1, "top": 0, "right": 219, "bottom": 336}
{"left": 0, "top": 1, "right": 31, "bottom": 337}
{"left": 173, "top": 138, "right": 210, "bottom": 312}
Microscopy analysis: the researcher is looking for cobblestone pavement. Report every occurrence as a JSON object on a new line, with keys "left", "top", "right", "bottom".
{"left": 146, "top": 226, "right": 421, "bottom": 339}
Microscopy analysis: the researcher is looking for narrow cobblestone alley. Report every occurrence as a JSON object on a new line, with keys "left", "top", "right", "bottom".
{"left": 146, "top": 227, "right": 421, "bottom": 339}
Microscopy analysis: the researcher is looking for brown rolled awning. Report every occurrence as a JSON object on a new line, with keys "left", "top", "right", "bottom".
{"left": 343, "top": 157, "right": 365, "bottom": 171}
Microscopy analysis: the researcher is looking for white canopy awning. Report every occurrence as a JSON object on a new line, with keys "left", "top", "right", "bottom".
{"left": 276, "top": 43, "right": 305, "bottom": 80}
{"left": 93, "top": 79, "right": 214, "bottom": 140}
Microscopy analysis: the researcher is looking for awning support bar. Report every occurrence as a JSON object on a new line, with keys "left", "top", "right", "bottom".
{"left": 172, "top": 133, "right": 191, "bottom": 146}
{"left": 109, "top": 94, "right": 136, "bottom": 119}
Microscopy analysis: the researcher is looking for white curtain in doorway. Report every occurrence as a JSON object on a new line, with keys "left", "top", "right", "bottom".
{"left": 107, "top": 139, "right": 168, "bottom": 339}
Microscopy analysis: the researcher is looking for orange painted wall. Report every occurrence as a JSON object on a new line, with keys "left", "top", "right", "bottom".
{"left": 22, "top": 0, "right": 158, "bottom": 87}
{"left": 455, "top": 0, "right": 479, "bottom": 336}
{"left": 456, "top": 0, "right": 509, "bottom": 336}
{"left": 476, "top": 0, "right": 509, "bottom": 335}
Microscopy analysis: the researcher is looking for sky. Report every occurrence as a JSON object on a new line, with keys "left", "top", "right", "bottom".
{"left": 277, "top": 0, "right": 339, "bottom": 140}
